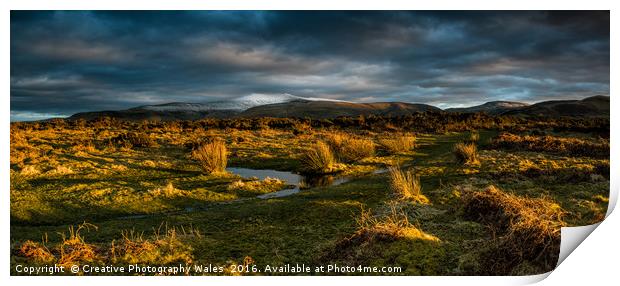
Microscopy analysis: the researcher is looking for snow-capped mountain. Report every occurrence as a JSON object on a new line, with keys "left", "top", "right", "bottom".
{"left": 135, "top": 93, "right": 348, "bottom": 112}
{"left": 69, "top": 93, "right": 350, "bottom": 121}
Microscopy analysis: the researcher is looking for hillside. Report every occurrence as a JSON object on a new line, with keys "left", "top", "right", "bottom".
{"left": 445, "top": 101, "right": 530, "bottom": 115}
{"left": 503, "top": 95, "right": 609, "bottom": 117}
{"left": 238, "top": 100, "right": 441, "bottom": 119}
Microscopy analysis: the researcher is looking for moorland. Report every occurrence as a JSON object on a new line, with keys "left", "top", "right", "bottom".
{"left": 10, "top": 111, "right": 610, "bottom": 275}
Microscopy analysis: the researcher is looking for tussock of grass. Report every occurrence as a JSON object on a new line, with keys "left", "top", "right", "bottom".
{"left": 325, "top": 132, "right": 375, "bottom": 162}
{"left": 111, "top": 225, "right": 196, "bottom": 265}
{"left": 388, "top": 166, "right": 429, "bottom": 204}
{"left": 378, "top": 133, "right": 416, "bottom": 153}
{"left": 354, "top": 205, "right": 438, "bottom": 242}
{"left": 300, "top": 141, "right": 336, "bottom": 174}
{"left": 57, "top": 223, "right": 100, "bottom": 267}
{"left": 17, "top": 240, "right": 55, "bottom": 264}
{"left": 15, "top": 223, "right": 198, "bottom": 270}
{"left": 453, "top": 143, "right": 479, "bottom": 165}
{"left": 320, "top": 204, "right": 439, "bottom": 264}
{"left": 491, "top": 133, "right": 609, "bottom": 158}
{"left": 460, "top": 185, "right": 565, "bottom": 275}
{"left": 148, "top": 182, "right": 189, "bottom": 198}
{"left": 192, "top": 139, "right": 227, "bottom": 174}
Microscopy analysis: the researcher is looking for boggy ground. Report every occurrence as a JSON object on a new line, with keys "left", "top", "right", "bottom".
{"left": 10, "top": 120, "right": 609, "bottom": 275}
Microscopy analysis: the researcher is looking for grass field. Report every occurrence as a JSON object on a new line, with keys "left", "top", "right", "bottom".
{"left": 10, "top": 119, "right": 609, "bottom": 275}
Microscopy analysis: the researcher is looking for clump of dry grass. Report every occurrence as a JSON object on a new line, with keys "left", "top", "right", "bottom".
{"left": 192, "top": 139, "right": 228, "bottom": 174}
{"left": 325, "top": 132, "right": 375, "bottom": 162}
{"left": 491, "top": 132, "right": 609, "bottom": 158}
{"left": 354, "top": 205, "right": 438, "bottom": 242}
{"left": 15, "top": 223, "right": 198, "bottom": 269}
{"left": 148, "top": 182, "right": 189, "bottom": 198}
{"left": 17, "top": 240, "right": 55, "bottom": 264}
{"left": 110, "top": 225, "right": 196, "bottom": 265}
{"left": 57, "top": 223, "right": 100, "bottom": 267}
{"left": 453, "top": 143, "right": 479, "bottom": 165}
{"left": 320, "top": 204, "right": 439, "bottom": 263}
{"left": 378, "top": 133, "right": 416, "bottom": 153}
{"left": 388, "top": 166, "right": 429, "bottom": 204}
{"left": 460, "top": 185, "right": 565, "bottom": 275}
{"left": 300, "top": 141, "right": 336, "bottom": 174}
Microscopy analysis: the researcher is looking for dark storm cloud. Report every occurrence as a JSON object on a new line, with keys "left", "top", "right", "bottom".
{"left": 10, "top": 11, "right": 609, "bottom": 119}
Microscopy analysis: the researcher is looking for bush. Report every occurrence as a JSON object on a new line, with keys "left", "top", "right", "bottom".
{"left": 460, "top": 185, "right": 565, "bottom": 275}
{"left": 300, "top": 141, "right": 336, "bottom": 174}
{"left": 453, "top": 143, "right": 479, "bottom": 165}
{"left": 193, "top": 139, "right": 227, "bottom": 174}
{"left": 378, "top": 133, "right": 416, "bottom": 153}
{"left": 388, "top": 166, "right": 428, "bottom": 203}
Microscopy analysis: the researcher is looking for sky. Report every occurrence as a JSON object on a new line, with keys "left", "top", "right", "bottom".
{"left": 10, "top": 11, "right": 610, "bottom": 121}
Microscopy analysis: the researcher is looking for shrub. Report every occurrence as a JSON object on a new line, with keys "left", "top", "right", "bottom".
{"left": 460, "top": 185, "right": 565, "bottom": 275}
{"left": 379, "top": 133, "right": 416, "bottom": 153}
{"left": 453, "top": 143, "right": 479, "bottom": 165}
{"left": 388, "top": 166, "right": 428, "bottom": 204}
{"left": 193, "top": 139, "right": 227, "bottom": 174}
{"left": 300, "top": 141, "right": 336, "bottom": 174}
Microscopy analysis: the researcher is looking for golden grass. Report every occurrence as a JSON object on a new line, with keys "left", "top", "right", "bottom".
{"left": 16, "top": 223, "right": 198, "bottom": 269}
{"left": 17, "top": 240, "right": 55, "bottom": 264}
{"left": 388, "top": 166, "right": 429, "bottom": 204}
{"left": 192, "top": 139, "right": 228, "bottom": 174}
{"left": 110, "top": 225, "right": 196, "bottom": 265}
{"left": 325, "top": 132, "right": 375, "bottom": 162}
{"left": 491, "top": 132, "right": 609, "bottom": 157}
{"left": 379, "top": 133, "right": 416, "bottom": 153}
{"left": 453, "top": 142, "right": 479, "bottom": 165}
{"left": 355, "top": 205, "right": 439, "bottom": 242}
{"left": 300, "top": 141, "right": 336, "bottom": 174}
{"left": 460, "top": 185, "right": 565, "bottom": 275}
{"left": 57, "top": 223, "right": 100, "bottom": 267}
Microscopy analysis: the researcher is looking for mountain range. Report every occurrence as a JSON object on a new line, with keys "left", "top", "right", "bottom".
{"left": 67, "top": 94, "right": 609, "bottom": 121}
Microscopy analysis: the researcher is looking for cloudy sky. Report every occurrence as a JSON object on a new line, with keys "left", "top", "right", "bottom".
{"left": 11, "top": 11, "right": 609, "bottom": 121}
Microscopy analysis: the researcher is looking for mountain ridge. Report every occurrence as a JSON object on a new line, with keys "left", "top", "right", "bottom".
{"left": 66, "top": 94, "right": 609, "bottom": 121}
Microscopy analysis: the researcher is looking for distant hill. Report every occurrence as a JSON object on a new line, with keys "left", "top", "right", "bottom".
{"left": 502, "top": 95, "right": 609, "bottom": 117}
{"left": 238, "top": 100, "right": 441, "bottom": 119}
{"left": 69, "top": 94, "right": 347, "bottom": 121}
{"left": 445, "top": 101, "right": 530, "bottom": 115}
{"left": 66, "top": 94, "right": 609, "bottom": 121}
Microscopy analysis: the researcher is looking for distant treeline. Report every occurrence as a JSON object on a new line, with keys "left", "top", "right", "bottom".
{"left": 13, "top": 112, "right": 610, "bottom": 137}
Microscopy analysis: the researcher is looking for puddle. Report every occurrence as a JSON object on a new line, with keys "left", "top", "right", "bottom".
{"left": 226, "top": 167, "right": 372, "bottom": 199}
{"left": 119, "top": 166, "right": 386, "bottom": 220}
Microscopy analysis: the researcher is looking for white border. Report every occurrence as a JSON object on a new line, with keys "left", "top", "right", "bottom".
{"left": 2, "top": 1, "right": 617, "bottom": 286}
